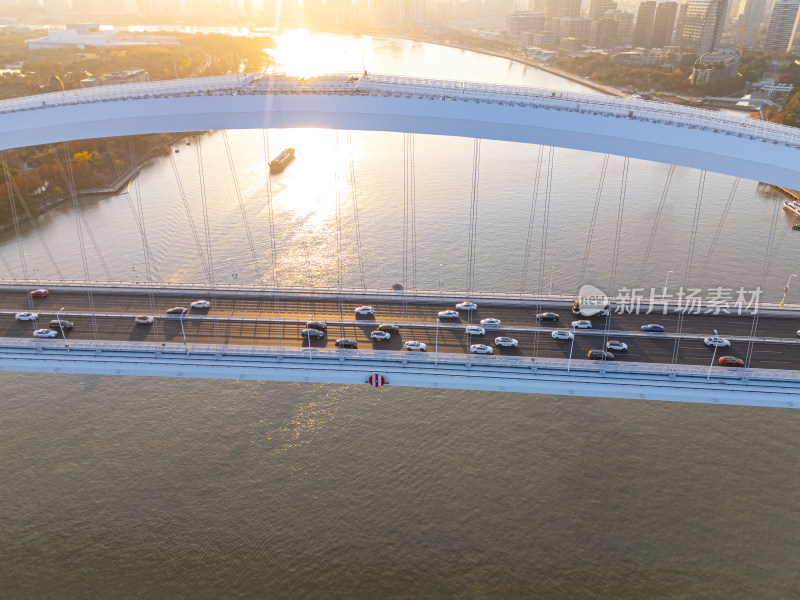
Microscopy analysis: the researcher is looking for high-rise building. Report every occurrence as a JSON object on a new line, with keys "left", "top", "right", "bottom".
{"left": 762, "top": 0, "right": 800, "bottom": 52}
{"left": 632, "top": 0, "right": 657, "bottom": 47}
{"left": 651, "top": 2, "right": 679, "bottom": 47}
{"left": 558, "top": 0, "right": 582, "bottom": 17}
{"left": 591, "top": 15, "right": 619, "bottom": 46}
{"left": 728, "top": 0, "right": 744, "bottom": 17}
{"left": 531, "top": 0, "right": 559, "bottom": 19}
{"left": 507, "top": 11, "right": 548, "bottom": 36}
{"left": 673, "top": 1, "right": 688, "bottom": 43}
{"left": 736, "top": 0, "right": 767, "bottom": 48}
{"left": 608, "top": 9, "right": 635, "bottom": 43}
{"left": 554, "top": 15, "right": 593, "bottom": 42}
{"left": 589, "top": 0, "right": 617, "bottom": 19}
{"left": 676, "top": 0, "right": 727, "bottom": 53}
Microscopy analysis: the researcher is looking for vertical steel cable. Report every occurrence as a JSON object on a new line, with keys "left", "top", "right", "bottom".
{"left": 697, "top": 177, "right": 739, "bottom": 283}
{"left": 466, "top": 139, "right": 481, "bottom": 297}
{"left": 579, "top": 154, "right": 609, "bottom": 287}
{"left": 347, "top": 130, "right": 366, "bottom": 289}
{"left": 521, "top": 146, "right": 544, "bottom": 294}
{"left": 262, "top": 129, "right": 282, "bottom": 351}
{"left": 636, "top": 164, "right": 675, "bottom": 289}
{"left": 2, "top": 152, "right": 31, "bottom": 311}
{"left": 671, "top": 170, "right": 705, "bottom": 365}
{"left": 335, "top": 132, "right": 345, "bottom": 340}
{"left": 601, "top": 157, "right": 629, "bottom": 353}
{"left": 195, "top": 135, "right": 221, "bottom": 349}
{"left": 169, "top": 151, "right": 210, "bottom": 282}
{"left": 532, "top": 147, "right": 554, "bottom": 361}
{"left": 222, "top": 130, "right": 262, "bottom": 283}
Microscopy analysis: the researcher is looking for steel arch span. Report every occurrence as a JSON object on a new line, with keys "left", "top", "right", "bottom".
{"left": 1, "top": 72, "right": 800, "bottom": 188}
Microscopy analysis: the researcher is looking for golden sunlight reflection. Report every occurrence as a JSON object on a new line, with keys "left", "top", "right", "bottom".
{"left": 269, "top": 29, "right": 372, "bottom": 77}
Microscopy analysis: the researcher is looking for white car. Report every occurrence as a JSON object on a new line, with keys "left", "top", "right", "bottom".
{"left": 15, "top": 312, "right": 38, "bottom": 321}
{"left": 370, "top": 330, "right": 391, "bottom": 341}
{"left": 465, "top": 325, "right": 485, "bottom": 335}
{"left": 354, "top": 306, "right": 374, "bottom": 315}
{"left": 571, "top": 320, "right": 592, "bottom": 329}
{"left": 470, "top": 344, "right": 494, "bottom": 355}
{"left": 551, "top": 330, "right": 574, "bottom": 340}
{"left": 190, "top": 300, "right": 211, "bottom": 309}
{"left": 135, "top": 315, "right": 155, "bottom": 325}
{"left": 404, "top": 340, "right": 427, "bottom": 351}
{"left": 606, "top": 340, "right": 628, "bottom": 352}
{"left": 437, "top": 310, "right": 459, "bottom": 319}
{"left": 456, "top": 301, "right": 477, "bottom": 311}
{"left": 33, "top": 328, "right": 59, "bottom": 338}
{"left": 494, "top": 336, "right": 518, "bottom": 347}
{"left": 480, "top": 318, "right": 501, "bottom": 327}
{"left": 703, "top": 337, "right": 731, "bottom": 347}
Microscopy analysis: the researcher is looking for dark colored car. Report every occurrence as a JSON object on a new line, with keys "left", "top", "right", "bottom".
{"left": 48, "top": 319, "right": 74, "bottom": 329}
{"left": 719, "top": 355, "right": 745, "bottom": 367}
{"left": 641, "top": 324, "right": 665, "bottom": 332}
{"left": 335, "top": 338, "right": 358, "bottom": 349}
{"left": 301, "top": 328, "right": 325, "bottom": 339}
{"left": 167, "top": 307, "right": 188, "bottom": 315}
{"left": 536, "top": 312, "right": 560, "bottom": 322}
{"left": 588, "top": 350, "right": 615, "bottom": 360}
{"left": 306, "top": 321, "right": 327, "bottom": 331}
{"left": 377, "top": 323, "right": 400, "bottom": 333}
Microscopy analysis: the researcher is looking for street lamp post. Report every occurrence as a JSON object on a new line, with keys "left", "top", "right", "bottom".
{"left": 780, "top": 274, "right": 797, "bottom": 306}
{"left": 56, "top": 306, "right": 67, "bottom": 349}
{"left": 179, "top": 311, "right": 187, "bottom": 345}
{"left": 307, "top": 313, "right": 312, "bottom": 361}
{"left": 707, "top": 328, "right": 719, "bottom": 379}
{"left": 435, "top": 317, "right": 439, "bottom": 366}
{"left": 662, "top": 270, "right": 673, "bottom": 297}
{"left": 567, "top": 325, "right": 575, "bottom": 372}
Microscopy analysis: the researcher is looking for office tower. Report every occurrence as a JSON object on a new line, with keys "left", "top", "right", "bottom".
{"left": 591, "top": 15, "right": 619, "bottom": 46}
{"left": 762, "top": 0, "right": 800, "bottom": 52}
{"left": 737, "top": 0, "right": 766, "bottom": 47}
{"left": 558, "top": 0, "right": 582, "bottom": 17}
{"left": 651, "top": 2, "right": 679, "bottom": 47}
{"left": 532, "top": 0, "right": 559, "bottom": 19}
{"left": 553, "top": 15, "right": 593, "bottom": 41}
{"left": 676, "top": 0, "right": 727, "bottom": 53}
{"left": 589, "top": 0, "right": 617, "bottom": 19}
{"left": 728, "top": 0, "right": 743, "bottom": 17}
{"left": 632, "top": 0, "right": 657, "bottom": 46}
{"left": 607, "top": 9, "right": 634, "bottom": 43}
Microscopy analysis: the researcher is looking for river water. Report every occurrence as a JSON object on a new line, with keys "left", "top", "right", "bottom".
{"left": 1, "top": 31, "right": 799, "bottom": 599}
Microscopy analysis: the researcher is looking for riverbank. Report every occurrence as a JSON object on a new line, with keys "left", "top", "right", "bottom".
{"left": 374, "top": 32, "right": 629, "bottom": 97}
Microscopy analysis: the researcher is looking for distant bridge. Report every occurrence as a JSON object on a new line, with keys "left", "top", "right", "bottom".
{"left": 1, "top": 72, "right": 800, "bottom": 188}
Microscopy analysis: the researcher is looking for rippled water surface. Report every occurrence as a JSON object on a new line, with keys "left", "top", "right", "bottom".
{"left": 2, "top": 31, "right": 800, "bottom": 599}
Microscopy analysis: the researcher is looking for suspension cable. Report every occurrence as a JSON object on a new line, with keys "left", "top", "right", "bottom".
{"left": 222, "top": 130, "right": 262, "bottom": 283}
{"left": 578, "top": 154, "right": 610, "bottom": 287}
{"left": 262, "top": 129, "right": 281, "bottom": 352}
{"left": 532, "top": 146, "right": 554, "bottom": 361}
{"left": 602, "top": 156, "right": 629, "bottom": 352}
{"left": 169, "top": 150, "right": 210, "bottom": 282}
{"left": 636, "top": 164, "right": 675, "bottom": 288}
{"left": 521, "top": 146, "right": 544, "bottom": 294}
{"left": 697, "top": 177, "right": 739, "bottom": 283}
{"left": 347, "top": 131, "right": 366, "bottom": 289}
{"left": 671, "top": 170, "right": 705, "bottom": 366}
{"left": 2, "top": 152, "right": 32, "bottom": 311}
{"left": 466, "top": 138, "right": 481, "bottom": 297}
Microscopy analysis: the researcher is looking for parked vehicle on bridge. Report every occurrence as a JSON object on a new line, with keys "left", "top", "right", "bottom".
{"left": 456, "top": 301, "right": 477, "bottom": 311}
{"left": 719, "top": 356, "right": 744, "bottom": 367}
{"left": 465, "top": 325, "right": 485, "bottom": 336}
{"left": 437, "top": 310, "right": 459, "bottom": 319}
{"left": 14, "top": 312, "right": 38, "bottom": 321}
{"left": 301, "top": 328, "right": 325, "bottom": 339}
{"left": 641, "top": 324, "right": 665, "bottom": 332}
{"left": 404, "top": 340, "right": 426, "bottom": 351}
{"left": 135, "top": 315, "right": 155, "bottom": 325}
{"left": 306, "top": 321, "right": 327, "bottom": 331}
{"left": 167, "top": 307, "right": 188, "bottom": 315}
{"left": 30, "top": 289, "right": 49, "bottom": 297}
{"left": 606, "top": 340, "right": 628, "bottom": 352}
{"left": 551, "top": 330, "right": 574, "bottom": 340}
{"left": 480, "top": 318, "right": 501, "bottom": 327}
{"left": 190, "top": 300, "right": 211, "bottom": 309}
{"left": 370, "top": 330, "right": 391, "bottom": 341}
{"left": 587, "top": 349, "right": 614, "bottom": 360}
{"left": 33, "top": 328, "right": 59, "bottom": 338}
{"left": 49, "top": 320, "right": 73, "bottom": 330}
{"left": 704, "top": 337, "right": 731, "bottom": 347}
{"left": 335, "top": 338, "right": 358, "bottom": 348}
{"left": 354, "top": 306, "right": 374, "bottom": 315}
{"left": 571, "top": 320, "right": 592, "bottom": 329}
{"left": 469, "top": 344, "right": 493, "bottom": 355}
{"left": 536, "top": 312, "right": 560, "bottom": 322}
{"left": 377, "top": 323, "right": 400, "bottom": 333}
{"left": 494, "top": 336, "right": 518, "bottom": 347}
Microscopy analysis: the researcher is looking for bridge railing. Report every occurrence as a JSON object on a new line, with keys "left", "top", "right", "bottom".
{"left": 4, "top": 337, "right": 800, "bottom": 384}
